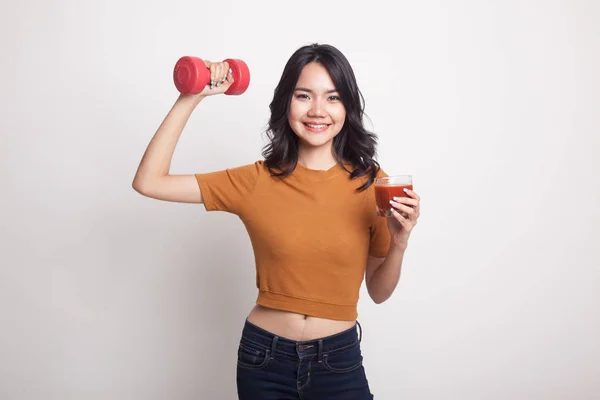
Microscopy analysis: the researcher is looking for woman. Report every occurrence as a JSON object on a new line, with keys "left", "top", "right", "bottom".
{"left": 133, "top": 43, "right": 420, "bottom": 399}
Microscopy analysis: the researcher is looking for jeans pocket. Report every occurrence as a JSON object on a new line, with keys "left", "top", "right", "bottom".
{"left": 322, "top": 341, "right": 363, "bottom": 373}
{"left": 237, "top": 339, "right": 271, "bottom": 370}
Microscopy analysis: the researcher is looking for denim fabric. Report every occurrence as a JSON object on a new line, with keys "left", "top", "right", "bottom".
{"left": 236, "top": 319, "right": 374, "bottom": 399}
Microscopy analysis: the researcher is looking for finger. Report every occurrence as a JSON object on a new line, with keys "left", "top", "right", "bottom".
{"left": 391, "top": 208, "right": 412, "bottom": 227}
{"left": 390, "top": 200, "right": 416, "bottom": 216}
{"left": 406, "top": 189, "right": 420, "bottom": 200}
{"left": 212, "top": 63, "right": 222, "bottom": 87}
{"left": 208, "top": 63, "right": 217, "bottom": 89}
{"left": 393, "top": 197, "right": 419, "bottom": 207}
{"left": 218, "top": 62, "right": 226, "bottom": 85}
{"left": 220, "top": 62, "right": 229, "bottom": 84}
{"left": 395, "top": 197, "right": 420, "bottom": 218}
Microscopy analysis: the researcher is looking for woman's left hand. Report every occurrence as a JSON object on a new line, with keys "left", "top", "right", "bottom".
{"left": 387, "top": 189, "right": 421, "bottom": 249}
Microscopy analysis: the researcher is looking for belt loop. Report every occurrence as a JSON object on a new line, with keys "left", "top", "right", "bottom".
{"left": 270, "top": 335, "right": 279, "bottom": 359}
{"left": 356, "top": 320, "right": 363, "bottom": 342}
{"left": 317, "top": 339, "right": 324, "bottom": 363}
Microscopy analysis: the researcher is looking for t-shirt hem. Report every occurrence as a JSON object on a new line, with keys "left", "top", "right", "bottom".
{"left": 256, "top": 290, "right": 358, "bottom": 321}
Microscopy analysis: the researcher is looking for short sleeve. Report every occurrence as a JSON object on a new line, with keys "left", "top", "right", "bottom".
{"left": 368, "top": 167, "right": 391, "bottom": 257}
{"left": 195, "top": 161, "right": 262, "bottom": 215}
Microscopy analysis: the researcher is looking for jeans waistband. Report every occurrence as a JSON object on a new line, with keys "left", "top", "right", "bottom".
{"left": 240, "top": 319, "right": 363, "bottom": 360}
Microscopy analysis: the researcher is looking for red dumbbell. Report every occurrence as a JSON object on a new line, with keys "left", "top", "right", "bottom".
{"left": 173, "top": 56, "right": 250, "bottom": 95}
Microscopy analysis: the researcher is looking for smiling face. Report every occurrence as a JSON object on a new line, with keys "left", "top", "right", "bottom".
{"left": 288, "top": 62, "right": 347, "bottom": 152}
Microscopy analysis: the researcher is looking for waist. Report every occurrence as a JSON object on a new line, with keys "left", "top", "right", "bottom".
{"left": 240, "top": 318, "right": 362, "bottom": 357}
{"left": 247, "top": 304, "right": 356, "bottom": 341}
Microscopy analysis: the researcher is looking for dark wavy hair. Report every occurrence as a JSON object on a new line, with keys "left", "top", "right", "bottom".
{"left": 261, "top": 43, "right": 381, "bottom": 192}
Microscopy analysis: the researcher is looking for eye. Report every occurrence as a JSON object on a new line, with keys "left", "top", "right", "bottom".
{"left": 328, "top": 95, "right": 341, "bottom": 101}
{"left": 295, "top": 93, "right": 310, "bottom": 100}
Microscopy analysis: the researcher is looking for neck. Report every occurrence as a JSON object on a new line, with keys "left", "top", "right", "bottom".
{"left": 297, "top": 144, "right": 337, "bottom": 170}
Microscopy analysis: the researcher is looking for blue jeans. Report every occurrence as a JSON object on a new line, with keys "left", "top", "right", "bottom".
{"left": 236, "top": 319, "right": 374, "bottom": 399}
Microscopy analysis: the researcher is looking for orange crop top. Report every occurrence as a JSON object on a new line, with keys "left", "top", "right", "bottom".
{"left": 195, "top": 160, "right": 391, "bottom": 320}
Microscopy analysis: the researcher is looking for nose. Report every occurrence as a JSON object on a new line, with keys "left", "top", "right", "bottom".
{"left": 308, "top": 98, "right": 326, "bottom": 117}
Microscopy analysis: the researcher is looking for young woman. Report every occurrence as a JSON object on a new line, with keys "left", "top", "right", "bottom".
{"left": 133, "top": 43, "right": 421, "bottom": 399}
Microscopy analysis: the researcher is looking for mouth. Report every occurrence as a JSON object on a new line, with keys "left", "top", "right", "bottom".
{"left": 303, "top": 122, "right": 331, "bottom": 133}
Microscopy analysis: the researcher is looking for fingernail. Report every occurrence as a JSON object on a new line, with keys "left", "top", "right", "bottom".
{"left": 393, "top": 197, "right": 401, "bottom": 201}
{"left": 403, "top": 188, "right": 409, "bottom": 193}
{"left": 389, "top": 200, "right": 395, "bottom": 205}
{"left": 229, "top": 68, "right": 232, "bottom": 74}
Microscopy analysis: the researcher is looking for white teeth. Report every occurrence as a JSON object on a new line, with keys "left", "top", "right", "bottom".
{"left": 306, "top": 124, "right": 327, "bottom": 129}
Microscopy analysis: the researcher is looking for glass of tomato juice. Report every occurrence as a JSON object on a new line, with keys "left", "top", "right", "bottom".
{"left": 374, "top": 175, "right": 413, "bottom": 217}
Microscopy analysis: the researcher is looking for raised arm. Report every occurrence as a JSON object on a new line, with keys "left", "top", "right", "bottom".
{"left": 132, "top": 61, "right": 232, "bottom": 203}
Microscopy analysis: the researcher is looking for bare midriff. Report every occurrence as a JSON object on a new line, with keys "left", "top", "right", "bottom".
{"left": 246, "top": 304, "right": 356, "bottom": 341}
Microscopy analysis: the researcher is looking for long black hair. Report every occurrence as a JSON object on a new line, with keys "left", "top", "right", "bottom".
{"left": 261, "top": 43, "right": 381, "bottom": 192}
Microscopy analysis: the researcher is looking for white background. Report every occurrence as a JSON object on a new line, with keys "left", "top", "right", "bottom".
{"left": 1, "top": 0, "right": 599, "bottom": 399}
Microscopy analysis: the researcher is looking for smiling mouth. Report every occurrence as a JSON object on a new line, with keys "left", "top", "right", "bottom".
{"left": 303, "top": 123, "right": 331, "bottom": 132}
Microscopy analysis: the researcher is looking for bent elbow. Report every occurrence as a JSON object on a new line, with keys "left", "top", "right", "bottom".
{"left": 132, "top": 179, "right": 149, "bottom": 196}
{"left": 132, "top": 180, "right": 143, "bottom": 194}
{"left": 369, "top": 291, "right": 389, "bottom": 305}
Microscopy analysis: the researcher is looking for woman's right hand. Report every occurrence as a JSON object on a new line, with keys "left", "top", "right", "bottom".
{"left": 187, "top": 60, "right": 234, "bottom": 100}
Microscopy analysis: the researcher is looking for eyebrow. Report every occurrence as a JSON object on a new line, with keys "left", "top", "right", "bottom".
{"left": 294, "top": 87, "right": 339, "bottom": 94}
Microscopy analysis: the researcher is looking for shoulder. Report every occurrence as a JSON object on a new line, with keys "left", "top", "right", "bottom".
{"left": 227, "top": 160, "right": 267, "bottom": 175}
{"left": 376, "top": 167, "right": 388, "bottom": 178}
{"left": 346, "top": 162, "right": 387, "bottom": 185}
{"left": 198, "top": 160, "right": 266, "bottom": 186}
